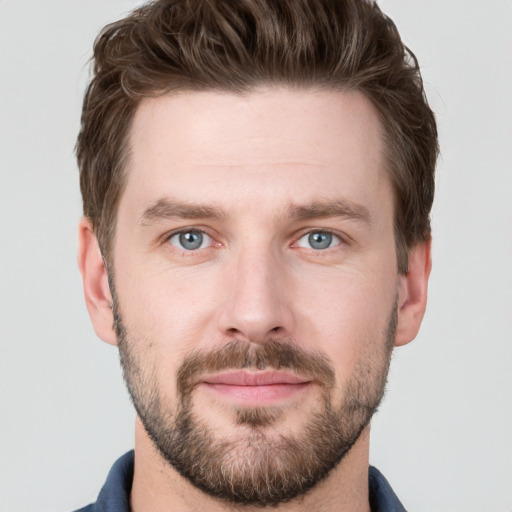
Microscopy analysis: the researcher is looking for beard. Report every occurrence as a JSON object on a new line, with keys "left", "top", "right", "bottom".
{"left": 113, "top": 295, "right": 397, "bottom": 507}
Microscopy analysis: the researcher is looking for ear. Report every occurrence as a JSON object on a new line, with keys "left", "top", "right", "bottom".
{"left": 77, "top": 218, "right": 117, "bottom": 345}
{"left": 395, "top": 239, "right": 432, "bottom": 347}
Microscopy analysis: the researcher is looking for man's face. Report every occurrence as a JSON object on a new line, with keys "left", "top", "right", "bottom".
{"left": 111, "top": 88, "right": 401, "bottom": 504}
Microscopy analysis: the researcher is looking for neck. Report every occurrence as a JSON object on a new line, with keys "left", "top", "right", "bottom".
{"left": 130, "top": 418, "right": 372, "bottom": 512}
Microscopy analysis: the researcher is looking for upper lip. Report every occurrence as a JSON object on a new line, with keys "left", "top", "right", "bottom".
{"left": 201, "top": 370, "right": 312, "bottom": 386}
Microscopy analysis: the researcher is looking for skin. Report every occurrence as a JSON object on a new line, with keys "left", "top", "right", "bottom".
{"left": 78, "top": 88, "right": 431, "bottom": 512}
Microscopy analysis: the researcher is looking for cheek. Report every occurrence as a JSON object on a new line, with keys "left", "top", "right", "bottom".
{"left": 114, "top": 268, "right": 219, "bottom": 405}
{"left": 294, "top": 266, "right": 396, "bottom": 378}
{"left": 114, "top": 258, "right": 221, "bottom": 350}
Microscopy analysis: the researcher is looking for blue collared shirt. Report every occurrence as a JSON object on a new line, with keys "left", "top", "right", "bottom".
{"left": 74, "top": 451, "right": 407, "bottom": 511}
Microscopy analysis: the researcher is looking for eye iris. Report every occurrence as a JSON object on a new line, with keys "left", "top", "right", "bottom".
{"left": 179, "top": 231, "right": 203, "bottom": 250}
{"left": 308, "top": 232, "right": 332, "bottom": 250}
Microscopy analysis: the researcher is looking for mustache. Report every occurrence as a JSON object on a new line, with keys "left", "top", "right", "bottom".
{"left": 177, "top": 339, "right": 336, "bottom": 396}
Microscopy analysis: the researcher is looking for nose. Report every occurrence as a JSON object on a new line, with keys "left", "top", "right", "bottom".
{"left": 217, "top": 246, "right": 294, "bottom": 344}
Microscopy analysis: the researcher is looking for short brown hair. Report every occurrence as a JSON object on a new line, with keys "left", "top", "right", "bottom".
{"left": 77, "top": 0, "right": 438, "bottom": 273}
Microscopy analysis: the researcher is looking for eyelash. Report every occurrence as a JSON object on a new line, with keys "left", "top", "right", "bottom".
{"left": 163, "top": 227, "right": 348, "bottom": 253}
{"left": 165, "top": 228, "right": 218, "bottom": 253}
{"left": 294, "top": 229, "right": 344, "bottom": 251}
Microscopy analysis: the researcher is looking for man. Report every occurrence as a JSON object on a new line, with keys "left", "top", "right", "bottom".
{"left": 75, "top": 0, "right": 437, "bottom": 510}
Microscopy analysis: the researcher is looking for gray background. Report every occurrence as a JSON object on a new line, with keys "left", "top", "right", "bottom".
{"left": 1, "top": 1, "right": 511, "bottom": 510}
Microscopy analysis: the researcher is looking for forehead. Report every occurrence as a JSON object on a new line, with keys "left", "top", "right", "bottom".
{"left": 124, "top": 88, "right": 389, "bottom": 217}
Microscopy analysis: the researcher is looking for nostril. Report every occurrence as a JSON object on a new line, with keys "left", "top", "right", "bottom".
{"left": 223, "top": 325, "right": 284, "bottom": 344}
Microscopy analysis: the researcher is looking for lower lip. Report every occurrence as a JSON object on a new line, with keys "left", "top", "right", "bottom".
{"left": 201, "top": 382, "right": 311, "bottom": 404}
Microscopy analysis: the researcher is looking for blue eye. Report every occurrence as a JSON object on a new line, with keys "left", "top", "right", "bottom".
{"left": 169, "top": 230, "right": 212, "bottom": 250}
{"left": 297, "top": 231, "right": 341, "bottom": 250}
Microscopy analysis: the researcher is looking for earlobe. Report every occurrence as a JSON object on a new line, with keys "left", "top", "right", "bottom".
{"left": 395, "top": 239, "right": 432, "bottom": 347}
{"left": 77, "top": 218, "right": 117, "bottom": 345}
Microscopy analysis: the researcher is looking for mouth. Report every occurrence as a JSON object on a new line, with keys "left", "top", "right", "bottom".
{"left": 197, "top": 370, "right": 313, "bottom": 406}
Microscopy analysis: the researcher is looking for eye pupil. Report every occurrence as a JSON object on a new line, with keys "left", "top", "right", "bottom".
{"left": 308, "top": 232, "right": 332, "bottom": 250}
{"left": 179, "top": 231, "right": 203, "bottom": 250}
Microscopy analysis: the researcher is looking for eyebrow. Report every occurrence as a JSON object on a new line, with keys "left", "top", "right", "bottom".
{"left": 286, "top": 199, "right": 371, "bottom": 224}
{"left": 139, "top": 197, "right": 371, "bottom": 226}
{"left": 140, "top": 198, "right": 226, "bottom": 225}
